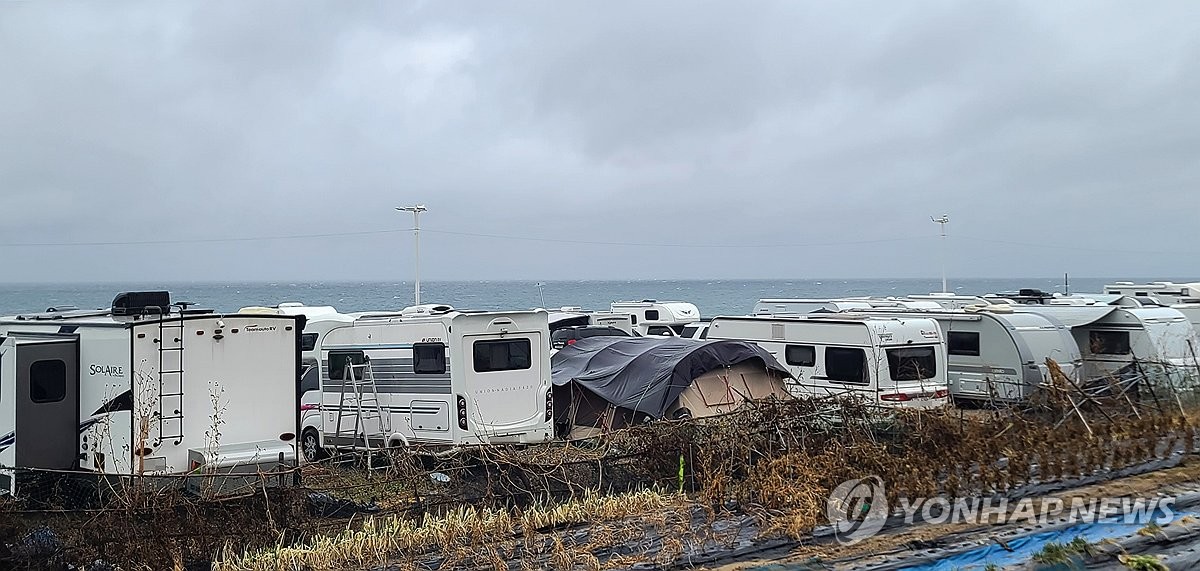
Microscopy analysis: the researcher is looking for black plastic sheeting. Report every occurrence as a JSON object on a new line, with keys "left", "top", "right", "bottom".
{"left": 550, "top": 336, "right": 790, "bottom": 419}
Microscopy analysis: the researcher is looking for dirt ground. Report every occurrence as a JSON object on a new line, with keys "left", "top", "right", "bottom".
{"left": 708, "top": 456, "right": 1200, "bottom": 570}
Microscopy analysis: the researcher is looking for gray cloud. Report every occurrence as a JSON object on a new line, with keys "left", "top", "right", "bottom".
{"left": 1, "top": 1, "right": 1198, "bottom": 282}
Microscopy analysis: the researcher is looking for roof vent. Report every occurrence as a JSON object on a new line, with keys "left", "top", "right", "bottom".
{"left": 400, "top": 304, "right": 454, "bottom": 317}
{"left": 112, "top": 291, "right": 172, "bottom": 316}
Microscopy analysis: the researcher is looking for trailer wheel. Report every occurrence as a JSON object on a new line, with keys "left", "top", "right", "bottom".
{"left": 301, "top": 428, "right": 326, "bottom": 462}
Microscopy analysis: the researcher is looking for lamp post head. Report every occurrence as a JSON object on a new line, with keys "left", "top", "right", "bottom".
{"left": 396, "top": 204, "right": 428, "bottom": 213}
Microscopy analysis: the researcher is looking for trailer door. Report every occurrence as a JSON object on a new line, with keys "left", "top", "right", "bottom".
{"left": 14, "top": 339, "right": 79, "bottom": 470}
{"left": 462, "top": 334, "right": 544, "bottom": 429}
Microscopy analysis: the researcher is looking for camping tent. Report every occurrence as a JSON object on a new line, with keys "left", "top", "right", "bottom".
{"left": 551, "top": 336, "right": 792, "bottom": 438}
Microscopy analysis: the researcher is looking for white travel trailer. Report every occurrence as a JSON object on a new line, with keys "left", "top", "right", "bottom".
{"left": 239, "top": 303, "right": 355, "bottom": 371}
{"left": 610, "top": 300, "right": 700, "bottom": 336}
{"left": 705, "top": 314, "right": 949, "bottom": 408}
{"left": 910, "top": 293, "right": 1009, "bottom": 310}
{"left": 1104, "top": 281, "right": 1200, "bottom": 305}
{"left": 304, "top": 307, "right": 554, "bottom": 457}
{"left": 753, "top": 298, "right": 871, "bottom": 315}
{"left": 0, "top": 292, "right": 302, "bottom": 496}
{"left": 1016, "top": 306, "right": 1200, "bottom": 384}
{"left": 549, "top": 308, "right": 636, "bottom": 335}
{"left": 753, "top": 298, "right": 950, "bottom": 316}
{"left": 844, "top": 308, "right": 1082, "bottom": 403}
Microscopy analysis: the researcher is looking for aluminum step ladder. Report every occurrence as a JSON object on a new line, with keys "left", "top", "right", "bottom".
{"left": 155, "top": 317, "right": 186, "bottom": 446}
{"left": 333, "top": 358, "right": 391, "bottom": 452}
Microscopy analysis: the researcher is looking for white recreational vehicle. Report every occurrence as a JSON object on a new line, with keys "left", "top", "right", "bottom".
{"left": 610, "top": 300, "right": 700, "bottom": 336}
{"left": 842, "top": 307, "right": 1082, "bottom": 403}
{"left": 549, "top": 308, "right": 636, "bottom": 335}
{"left": 1103, "top": 281, "right": 1200, "bottom": 306}
{"left": 753, "top": 297, "right": 956, "bottom": 316}
{"left": 1016, "top": 306, "right": 1200, "bottom": 385}
{"left": 705, "top": 314, "right": 949, "bottom": 408}
{"left": 0, "top": 292, "right": 303, "bottom": 496}
{"left": 239, "top": 302, "right": 355, "bottom": 371}
{"left": 302, "top": 306, "right": 554, "bottom": 458}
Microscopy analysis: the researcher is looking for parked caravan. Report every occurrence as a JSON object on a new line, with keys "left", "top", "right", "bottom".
{"left": 705, "top": 314, "right": 949, "bottom": 408}
{"left": 302, "top": 307, "right": 553, "bottom": 459}
{"left": 843, "top": 308, "right": 1082, "bottom": 403}
{"left": 548, "top": 308, "right": 635, "bottom": 335}
{"left": 1103, "top": 281, "right": 1200, "bottom": 305}
{"left": 908, "top": 293, "right": 1008, "bottom": 310}
{"left": 679, "top": 320, "right": 711, "bottom": 339}
{"left": 0, "top": 292, "right": 303, "bottom": 496}
{"left": 610, "top": 300, "right": 700, "bottom": 336}
{"left": 1015, "top": 306, "right": 1200, "bottom": 384}
{"left": 753, "top": 298, "right": 947, "bottom": 316}
{"left": 239, "top": 302, "right": 355, "bottom": 371}
{"left": 551, "top": 337, "right": 792, "bottom": 439}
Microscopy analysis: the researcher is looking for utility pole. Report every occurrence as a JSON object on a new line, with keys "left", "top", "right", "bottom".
{"left": 396, "top": 204, "right": 428, "bottom": 305}
{"left": 931, "top": 215, "right": 950, "bottom": 294}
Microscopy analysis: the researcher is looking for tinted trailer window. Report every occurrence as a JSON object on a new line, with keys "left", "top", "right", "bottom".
{"left": 1089, "top": 330, "right": 1131, "bottom": 355}
{"left": 887, "top": 347, "right": 937, "bottom": 381}
{"left": 825, "top": 347, "right": 868, "bottom": 384}
{"left": 473, "top": 339, "right": 532, "bottom": 372}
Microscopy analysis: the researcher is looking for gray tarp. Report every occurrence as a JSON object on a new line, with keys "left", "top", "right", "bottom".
{"left": 551, "top": 336, "right": 791, "bottom": 419}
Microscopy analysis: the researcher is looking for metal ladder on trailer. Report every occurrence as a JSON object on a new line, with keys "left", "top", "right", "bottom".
{"left": 334, "top": 359, "right": 391, "bottom": 454}
{"left": 155, "top": 316, "right": 186, "bottom": 446}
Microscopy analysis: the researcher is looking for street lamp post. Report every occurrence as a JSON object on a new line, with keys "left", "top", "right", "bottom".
{"left": 931, "top": 215, "right": 950, "bottom": 294}
{"left": 396, "top": 204, "right": 428, "bottom": 305}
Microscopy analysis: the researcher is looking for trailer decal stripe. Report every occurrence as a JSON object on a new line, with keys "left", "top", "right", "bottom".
{"left": 322, "top": 344, "right": 415, "bottom": 350}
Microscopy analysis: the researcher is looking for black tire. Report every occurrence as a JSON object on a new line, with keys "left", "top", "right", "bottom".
{"left": 301, "top": 428, "right": 326, "bottom": 462}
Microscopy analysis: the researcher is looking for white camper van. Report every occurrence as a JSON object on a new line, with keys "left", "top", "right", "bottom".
{"left": 705, "top": 314, "right": 949, "bottom": 408}
{"left": 0, "top": 292, "right": 302, "bottom": 496}
{"left": 844, "top": 308, "right": 1082, "bottom": 403}
{"left": 1016, "top": 306, "right": 1200, "bottom": 385}
{"left": 302, "top": 306, "right": 553, "bottom": 458}
{"left": 610, "top": 300, "right": 700, "bottom": 336}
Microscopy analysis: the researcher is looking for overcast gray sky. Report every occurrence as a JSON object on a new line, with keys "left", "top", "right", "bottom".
{"left": 2, "top": 1, "right": 1198, "bottom": 282}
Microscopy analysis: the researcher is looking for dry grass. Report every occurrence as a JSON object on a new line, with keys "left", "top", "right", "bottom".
{"left": 212, "top": 489, "right": 680, "bottom": 570}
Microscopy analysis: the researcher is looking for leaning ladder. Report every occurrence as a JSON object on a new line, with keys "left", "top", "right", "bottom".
{"left": 334, "top": 359, "right": 391, "bottom": 452}
{"left": 155, "top": 317, "right": 186, "bottom": 446}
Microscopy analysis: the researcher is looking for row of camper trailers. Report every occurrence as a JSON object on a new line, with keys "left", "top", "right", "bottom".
{"left": 0, "top": 293, "right": 562, "bottom": 498}
{"left": 746, "top": 296, "right": 1200, "bottom": 404}
{"left": 4, "top": 288, "right": 1198, "bottom": 498}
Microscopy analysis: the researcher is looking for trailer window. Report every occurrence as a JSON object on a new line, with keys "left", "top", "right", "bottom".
{"left": 680, "top": 326, "right": 699, "bottom": 338}
{"left": 473, "top": 339, "right": 532, "bottom": 372}
{"left": 413, "top": 343, "right": 447, "bottom": 374}
{"left": 300, "top": 333, "right": 318, "bottom": 352}
{"left": 785, "top": 345, "right": 816, "bottom": 367}
{"left": 887, "top": 347, "right": 937, "bottom": 381}
{"left": 30, "top": 359, "right": 67, "bottom": 403}
{"left": 646, "top": 326, "right": 674, "bottom": 336}
{"left": 328, "top": 351, "right": 366, "bottom": 381}
{"left": 645, "top": 310, "right": 660, "bottom": 321}
{"left": 825, "top": 347, "right": 868, "bottom": 384}
{"left": 1090, "top": 330, "right": 1131, "bottom": 355}
{"left": 299, "top": 366, "right": 320, "bottom": 393}
{"left": 947, "top": 331, "right": 980, "bottom": 356}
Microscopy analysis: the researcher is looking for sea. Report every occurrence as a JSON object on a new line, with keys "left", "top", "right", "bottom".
{"left": 1, "top": 277, "right": 1190, "bottom": 317}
